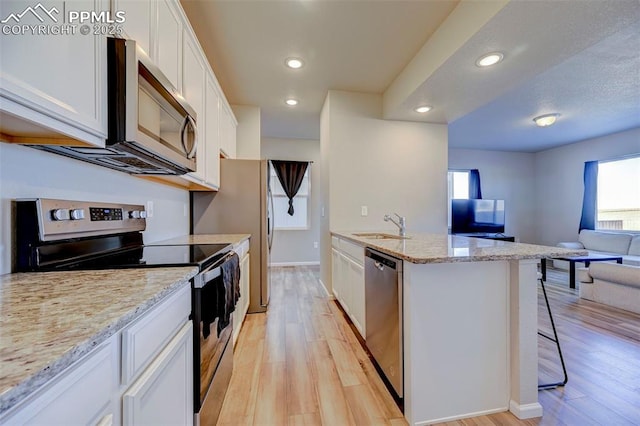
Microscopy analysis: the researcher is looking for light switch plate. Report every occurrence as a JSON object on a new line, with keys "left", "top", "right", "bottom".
{"left": 361, "top": 206, "right": 368, "bottom": 216}
{"left": 146, "top": 201, "right": 154, "bottom": 218}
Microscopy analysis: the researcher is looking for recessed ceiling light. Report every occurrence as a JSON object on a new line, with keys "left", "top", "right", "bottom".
{"left": 475, "top": 52, "right": 504, "bottom": 67}
{"left": 285, "top": 98, "right": 298, "bottom": 106}
{"left": 533, "top": 113, "right": 560, "bottom": 127}
{"left": 415, "top": 105, "right": 432, "bottom": 113}
{"left": 285, "top": 57, "right": 304, "bottom": 69}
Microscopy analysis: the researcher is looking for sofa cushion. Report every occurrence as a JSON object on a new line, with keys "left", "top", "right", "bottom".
{"left": 578, "top": 230, "right": 633, "bottom": 255}
{"left": 628, "top": 236, "right": 640, "bottom": 256}
{"left": 589, "top": 263, "right": 640, "bottom": 289}
{"left": 577, "top": 267, "right": 592, "bottom": 283}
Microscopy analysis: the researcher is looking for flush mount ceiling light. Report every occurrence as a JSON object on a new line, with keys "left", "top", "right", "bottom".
{"left": 414, "top": 105, "right": 432, "bottom": 113}
{"left": 475, "top": 52, "right": 504, "bottom": 67}
{"left": 533, "top": 113, "right": 560, "bottom": 127}
{"left": 285, "top": 98, "right": 299, "bottom": 106}
{"left": 285, "top": 57, "right": 304, "bottom": 69}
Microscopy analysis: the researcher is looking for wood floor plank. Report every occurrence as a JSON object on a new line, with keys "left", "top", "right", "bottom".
{"left": 253, "top": 361, "right": 287, "bottom": 425}
{"left": 287, "top": 413, "right": 322, "bottom": 426}
{"left": 343, "top": 384, "right": 391, "bottom": 426}
{"left": 285, "top": 323, "right": 319, "bottom": 416}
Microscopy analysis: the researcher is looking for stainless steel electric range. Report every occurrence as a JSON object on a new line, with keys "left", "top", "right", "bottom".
{"left": 15, "top": 198, "right": 238, "bottom": 426}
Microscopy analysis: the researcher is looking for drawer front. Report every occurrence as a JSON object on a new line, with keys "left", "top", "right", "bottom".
{"left": 121, "top": 284, "right": 191, "bottom": 384}
{"left": 1, "top": 337, "right": 117, "bottom": 425}
{"left": 340, "top": 239, "right": 365, "bottom": 265}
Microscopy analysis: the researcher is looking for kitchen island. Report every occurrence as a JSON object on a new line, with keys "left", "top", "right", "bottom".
{"left": 331, "top": 231, "right": 586, "bottom": 425}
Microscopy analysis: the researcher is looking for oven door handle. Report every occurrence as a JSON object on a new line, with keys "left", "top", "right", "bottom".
{"left": 195, "top": 251, "right": 234, "bottom": 289}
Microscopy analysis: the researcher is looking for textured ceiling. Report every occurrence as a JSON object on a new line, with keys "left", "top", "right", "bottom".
{"left": 181, "top": 0, "right": 640, "bottom": 151}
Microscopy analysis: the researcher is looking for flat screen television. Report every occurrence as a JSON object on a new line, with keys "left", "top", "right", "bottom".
{"left": 451, "top": 199, "right": 505, "bottom": 234}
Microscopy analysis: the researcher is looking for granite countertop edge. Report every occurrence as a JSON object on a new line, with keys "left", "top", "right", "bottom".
{"left": 331, "top": 231, "right": 588, "bottom": 263}
{"left": 0, "top": 267, "right": 198, "bottom": 416}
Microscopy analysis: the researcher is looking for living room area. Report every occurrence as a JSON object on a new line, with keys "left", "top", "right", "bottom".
{"left": 446, "top": 126, "right": 640, "bottom": 424}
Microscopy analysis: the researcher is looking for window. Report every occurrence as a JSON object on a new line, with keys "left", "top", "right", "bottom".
{"left": 447, "top": 170, "right": 470, "bottom": 227}
{"left": 596, "top": 156, "right": 640, "bottom": 231}
{"left": 270, "top": 167, "right": 310, "bottom": 230}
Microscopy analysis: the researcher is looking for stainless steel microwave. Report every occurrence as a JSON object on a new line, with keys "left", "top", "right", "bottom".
{"left": 32, "top": 38, "right": 197, "bottom": 175}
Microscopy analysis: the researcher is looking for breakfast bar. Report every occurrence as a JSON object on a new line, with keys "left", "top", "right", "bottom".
{"left": 331, "top": 232, "right": 586, "bottom": 425}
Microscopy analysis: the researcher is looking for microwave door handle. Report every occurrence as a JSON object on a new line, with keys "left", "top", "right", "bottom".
{"left": 181, "top": 115, "right": 198, "bottom": 159}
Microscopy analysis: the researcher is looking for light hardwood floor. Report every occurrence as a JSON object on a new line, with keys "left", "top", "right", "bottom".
{"left": 217, "top": 266, "right": 640, "bottom": 426}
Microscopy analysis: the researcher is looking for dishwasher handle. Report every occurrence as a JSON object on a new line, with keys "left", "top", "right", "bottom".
{"left": 365, "top": 248, "right": 399, "bottom": 270}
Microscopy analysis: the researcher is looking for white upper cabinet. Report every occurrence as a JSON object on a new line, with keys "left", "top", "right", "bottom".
{"left": 220, "top": 103, "right": 237, "bottom": 159}
{"left": 205, "top": 76, "right": 221, "bottom": 188}
{"left": 182, "top": 27, "right": 206, "bottom": 183}
{"left": 155, "top": 0, "right": 182, "bottom": 91}
{"left": 0, "top": 0, "right": 108, "bottom": 147}
{"left": 115, "top": 0, "right": 153, "bottom": 57}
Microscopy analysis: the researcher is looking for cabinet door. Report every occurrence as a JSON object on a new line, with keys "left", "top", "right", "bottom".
{"left": 219, "top": 105, "right": 237, "bottom": 159}
{"left": 233, "top": 251, "right": 251, "bottom": 345}
{"left": 204, "top": 76, "right": 221, "bottom": 188}
{"left": 1, "top": 337, "right": 117, "bottom": 425}
{"left": 331, "top": 248, "right": 342, "bottom": 303}
{"left": 0, "top": 0, "right": 107, "bottom": 145}
{"left": 123, "top": 321, "right": 193, "bottom": 426}
{"left": 347, "top": 257, "right": 366, "bottom": 337}
{"left": 115, "top": 0, "right": 153, "bottom": 56}
{"left": 182, "top": 29, "right": 206, "bottom": 181}
{"left": 156, "top": 0, "right": 182, "bottom": 91}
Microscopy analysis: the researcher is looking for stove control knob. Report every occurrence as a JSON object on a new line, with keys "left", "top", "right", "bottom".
{"left": 70, "top": 209, "right": 85, "bottom": 220}
{"left": 51, "top": 209, "right": 70, "bottom": 221}
{"left": 129, "top": 210, "right": 147, "bottom": 219}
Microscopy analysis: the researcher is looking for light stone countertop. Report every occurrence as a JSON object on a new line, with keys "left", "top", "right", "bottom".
{"left": 148, "top": 234, "right": 250, "bottom": 246}
{"left": 332, "top": 231, "right": 587, "bottom": 264}
{"left": 0, "top": 267, "right": 198, "bottom": 414}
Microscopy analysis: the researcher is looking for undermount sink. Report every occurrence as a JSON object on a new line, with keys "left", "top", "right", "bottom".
{"left": 352, "top": 232, "right": 409, "bottom": 240}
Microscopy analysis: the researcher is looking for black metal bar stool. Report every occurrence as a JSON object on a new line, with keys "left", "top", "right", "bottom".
{"left": 537, "top": 272, "right": 568, "bottom": 390}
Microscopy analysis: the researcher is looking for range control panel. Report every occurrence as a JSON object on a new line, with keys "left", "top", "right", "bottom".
{"left": 89, "top": 207, "right": 123, "bottom": 221}
{"left": 21, "top": 198, "right": 147, "bottom": 241}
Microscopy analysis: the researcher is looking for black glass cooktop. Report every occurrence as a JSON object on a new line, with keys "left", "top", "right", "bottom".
{"left": 48, "top": 243, "right": 232, "bottom": 271}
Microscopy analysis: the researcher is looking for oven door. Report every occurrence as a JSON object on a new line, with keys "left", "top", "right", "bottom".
{"left": 192, "top": 253, "right": 235, "bottom": 425}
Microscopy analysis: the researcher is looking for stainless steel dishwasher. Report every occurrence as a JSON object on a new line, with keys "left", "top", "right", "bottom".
{"left": 365, "top": 248, "right": 403, "bottom": 398}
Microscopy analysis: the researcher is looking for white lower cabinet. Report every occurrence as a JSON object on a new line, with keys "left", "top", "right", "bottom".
{"left": 122, "top": 321, "right": 193, "bottom": 426}
{"left": 331, "top": 238, "right": 365, "bottom": 337}
{"left": 232, "top": 240, "right": 251, "bottom": 345}
{"left": 0, "top": 335, "right": 118, "bottom": 425}
{"left": 0, "top": 285, "right": 193, "bottom": 426}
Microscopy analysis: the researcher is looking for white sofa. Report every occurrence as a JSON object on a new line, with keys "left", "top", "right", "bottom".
{"left": 554, "top": 230, "right": 640, "bottom": 269}
{"left": 577, "top": 263, "right": 640, "bottom": 314}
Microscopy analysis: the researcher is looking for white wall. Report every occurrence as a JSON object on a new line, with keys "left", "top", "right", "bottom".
{"left": 232, "top": 105, "right": 261, "bottom": 160}
{"left": 534, "top": 127, "right": 640, "bottom": 246}
{"left": 261, "top": 138, "right": 320, "bottom": 265}
{"left": 449, "top": 149, "right": 536, "bottom": 243}
{"left": 320, "top": 90, "right": 448, "bottom": 289}
{"left": 0, "top": 143, "right": 189, "bottom": 274}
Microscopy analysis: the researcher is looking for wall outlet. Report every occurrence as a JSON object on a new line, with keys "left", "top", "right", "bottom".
{"left": 361, "top": 206, "right": 368, "bottom": 216}
{"left": 321, "top": 206, "right": 325, "bottom": 217}
{"left": 146, "top": 201, "right": 154, "bottom": 218}
{"left": 314, "top": 241, "right": 319, "bottom": 249}
{"left": 183, "top": 203, "right": 188, "bottom": 217}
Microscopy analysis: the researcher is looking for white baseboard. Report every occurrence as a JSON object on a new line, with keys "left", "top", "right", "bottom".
{"left": 415, "top": 406, "right": 508, "bottom": 425}
{"left": 318, "top": 278, "right": 331, "bottom": 298}
{"left": 509, "top": 400, "right": 543, "bottom": 419}
{"left": 270, "top": 261, "right": 320, "bottom": 267}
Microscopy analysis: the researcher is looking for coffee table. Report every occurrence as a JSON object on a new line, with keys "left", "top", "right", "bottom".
{"left": 541, "top": 254, "right": 623, "bottom": 289}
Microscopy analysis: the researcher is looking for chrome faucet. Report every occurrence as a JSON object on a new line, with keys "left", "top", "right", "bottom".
{"left": 384, "top": 213, "right": 406, "bottom": 237}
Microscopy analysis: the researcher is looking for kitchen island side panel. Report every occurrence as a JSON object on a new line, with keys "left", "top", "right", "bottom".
{"left": 403, "top": 260, "right": 510, "bottom": 425}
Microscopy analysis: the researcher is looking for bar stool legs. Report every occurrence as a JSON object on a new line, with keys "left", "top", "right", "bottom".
{"left": 538, "top": 274, "right": 568, "bottom": 390}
